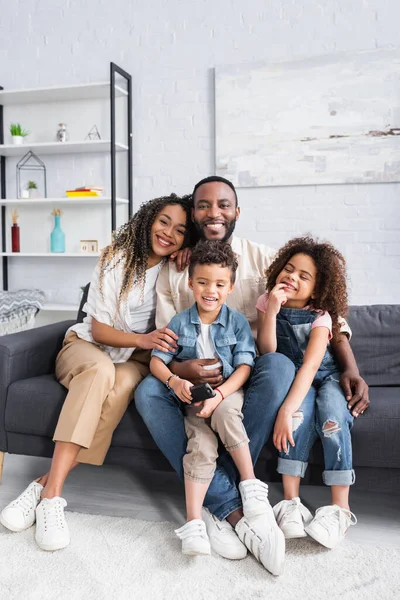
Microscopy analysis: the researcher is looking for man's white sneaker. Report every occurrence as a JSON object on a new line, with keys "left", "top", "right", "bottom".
{"left": 175, "top": 519, "right": 211, "bottom": 556}
{"left": 202, "top": 508, "right": 247, "bottom": 560}
{"left": 235, "top": 511, "right": 285, "bottom": 576}
{"left": 273, "top": 497, "right": 313, "bottom": 539}
{"left": 0, "top": 481, "right": 43, "bottom": 532}
{"left": 305, "top": 504, "right": 357, "bottom": 549}
{"left": 239, "top": 479, "right": 270, "bottom": 518}
{"left": 35, "top": 497, "right": 70, "bottom": 551}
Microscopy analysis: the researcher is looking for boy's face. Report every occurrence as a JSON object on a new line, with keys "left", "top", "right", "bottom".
{"left": 189, "top": 263, "right": 234, "bottom": 316}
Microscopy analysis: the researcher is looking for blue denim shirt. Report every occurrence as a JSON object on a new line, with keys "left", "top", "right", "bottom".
{"left": 152, "top": 303, "right": 256, "bottom": 379}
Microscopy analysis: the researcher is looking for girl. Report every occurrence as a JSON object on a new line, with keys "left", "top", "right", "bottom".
{"left": 256, "top": 236, "right": 357, "bottom": 549}
{"left": 0, "top": 193, "right": 195, "bottom": 552}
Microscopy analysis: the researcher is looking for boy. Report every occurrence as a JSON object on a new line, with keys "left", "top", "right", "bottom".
{"left": 150, "top": 240, "right": 276, "bottom": 555}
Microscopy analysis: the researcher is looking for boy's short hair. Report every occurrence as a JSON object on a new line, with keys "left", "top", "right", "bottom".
{"left": 188, "top": 240, "right": 238, "bottom": 284}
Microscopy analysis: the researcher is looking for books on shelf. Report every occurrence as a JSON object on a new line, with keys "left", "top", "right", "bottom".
{"left": 66, "top": 186, "right": 103, "bottom": 198}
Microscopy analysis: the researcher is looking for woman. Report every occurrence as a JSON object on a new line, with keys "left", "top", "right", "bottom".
{"left": 0, "top": 193, "right": 195, "bottom": 551}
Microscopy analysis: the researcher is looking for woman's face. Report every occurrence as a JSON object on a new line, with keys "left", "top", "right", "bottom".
{"left": 150, "top": 204, "right": 188, "bottom": 258}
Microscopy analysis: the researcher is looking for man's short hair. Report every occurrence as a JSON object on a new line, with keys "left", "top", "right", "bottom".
{"left": 192, "top": 176, "right": 238, "bottom": 206}
{"left": 188, "top": 240, "right": 238, "bottom": 284}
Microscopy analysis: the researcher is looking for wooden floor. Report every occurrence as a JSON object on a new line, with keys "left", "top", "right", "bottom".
{"left": 0, "top": 453, "right": 399, "bottom": 549}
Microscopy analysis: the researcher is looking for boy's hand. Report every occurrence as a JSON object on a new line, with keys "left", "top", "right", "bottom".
{"left": 273, "top": 409, "right": 295, "bottom": 454}
{"left": 170, "top": 377, "right": 193, "bottom": 404}
{"left": 198, "top": 390, "right": 223, "bottom": 419}
{"left": 267, "top": 284, "right": 288, "bottom": 316}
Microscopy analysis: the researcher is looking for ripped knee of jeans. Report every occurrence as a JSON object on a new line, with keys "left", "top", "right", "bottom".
{"left": 292, "top": 410, "right": 304, "bottom": 433}
{"left": 322, "top": 419, "right": 341, "bottom": 437}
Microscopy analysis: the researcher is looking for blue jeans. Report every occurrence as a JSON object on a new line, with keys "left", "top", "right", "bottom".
{"left": 135, "top": 353, "right": 295, "bottom": 520}
{"left": 277, "top": 368, "right": 355, "bottom": 486}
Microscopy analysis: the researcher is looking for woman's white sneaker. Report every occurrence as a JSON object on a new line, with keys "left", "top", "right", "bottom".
{"left": 273, "top": 497, "right": 313, "bottom": 539}
{"left": 305, "top": 504, "right": 357, "bottom": 549}
{"left": 239, "top": 479, "right": 270, "bottom": 518}
{"left": 35, "top": 497, "right": 70, "bottom": 551}
{"left": 202, "top": 508, "right": 247, "bottom": 560}
{"left": 0, "top": 481, "right": 43, "bottom": 532}
{"left": 175, "top": 519, "right": 211, "bottom": 556}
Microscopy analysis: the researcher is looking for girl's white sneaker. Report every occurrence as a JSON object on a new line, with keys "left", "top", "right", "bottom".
{"left": 305, "top": 504, "right": 357, "bottom": 549}
{"left": 175, "top": 519, "right": 211, "bottom": 556}
{"left": 0, "top": 481, "right": 43, "bottom": 532}
{"left": 35, "top": 497, "right": 70, "bottom": 551}
{"left": 273, "top": 497, "right": 313, "bottom": 539}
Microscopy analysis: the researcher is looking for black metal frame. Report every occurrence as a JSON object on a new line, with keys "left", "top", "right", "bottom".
{"left": 0, "top": 63, "right": 132, "bottom": 290}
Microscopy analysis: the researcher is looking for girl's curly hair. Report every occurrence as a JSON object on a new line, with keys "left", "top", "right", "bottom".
{"left": 266, "top": 236, "right": 348, "bottom": 342}
{"left": 99, "top": 193, "right": 196, "bottom": 312}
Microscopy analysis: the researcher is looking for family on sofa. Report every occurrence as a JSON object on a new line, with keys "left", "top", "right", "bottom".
{"left": 0, "top": 176, "right": 370, "bottom": 577}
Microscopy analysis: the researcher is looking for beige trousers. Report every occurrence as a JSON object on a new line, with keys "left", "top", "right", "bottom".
{"left": 54, "top": 332, "right": 150, "bottom": 465}
{"left": 183, "top": 389, "right": 249, "bottom": 483}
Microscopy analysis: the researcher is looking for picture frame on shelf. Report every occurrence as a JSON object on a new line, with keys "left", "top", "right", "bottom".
{"left": 80, "top": 240, "right": 99, "bottom": 253}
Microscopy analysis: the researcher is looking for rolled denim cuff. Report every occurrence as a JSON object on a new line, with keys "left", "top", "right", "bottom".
{"left": 277, "top": 457, "right": 308, "bottom": 478}
{"left": 323, "top": 469, "right": 356, "bottom": 486}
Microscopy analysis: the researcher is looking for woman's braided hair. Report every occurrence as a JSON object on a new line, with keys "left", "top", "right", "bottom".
{"left": 99, "top": 193, "right": 195, "bottom": 311}
{"left": 265, "top": 236, "right": 349, "bottom": 342}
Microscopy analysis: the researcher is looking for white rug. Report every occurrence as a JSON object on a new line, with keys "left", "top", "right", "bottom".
{"left": 0, "top": 512, "right": 398, "bottom": 600}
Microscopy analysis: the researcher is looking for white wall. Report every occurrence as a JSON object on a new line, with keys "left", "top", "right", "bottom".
{"left": 1, "top": 0, "right": 400, "bottom": 321}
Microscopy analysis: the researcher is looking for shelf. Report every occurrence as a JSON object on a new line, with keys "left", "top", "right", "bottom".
{"left": 1, "top": 197, "right": 128, "bottom": 206}
{"left": 42, "top": 303, "right": 79, "bottom": 312}
{"left": 0, "top": 140, "right": 128, "bottom": 157}
{"left": 0, "top": 252, "right": 100, "bottom": 257}
{"left": 0, "top": 82, "right": 127, "bottom": 105}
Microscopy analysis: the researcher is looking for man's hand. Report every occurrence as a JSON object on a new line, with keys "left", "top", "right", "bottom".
{"left": 170, "top": 377, "right": 193, "bottom": 404}
{"left": 168, "top": 247, "right": 192, "bottom": 272}
{"left": 171, "top": 358, "right": 223, "bottom": 386}
{"left": 340, "top": 371, "right": 370, "bottom": 417}
{"left": 273, "top": 409, "right": 295, "bottom": 454}
{"left": 137, "top": 328, "right": 178, "bottom": 353}
{"left": 198, "top": 390, "right": 223, "bottom": 418}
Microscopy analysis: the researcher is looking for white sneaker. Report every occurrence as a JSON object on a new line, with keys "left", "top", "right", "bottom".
{"left": 273, "top": 497, "right": 313, "bottom": 539}
{"left": 235, "top": 508, "right": 285, "bottom": 576}
{"left": 35, "top": 497, "right": 70, "bottom": 551}
{"left": 175, "top": 519, "right": 211, "bottom": 556}
{"left": 0, "top": 481, "right": 43, "bottom": 532}
{"left": 202, "top": 508, "right": 247, "bottom": 560}
{"left": 305, "top": 504, "right": 357, "bottom": 549}
{"left": 239, "top": 479, "right": 270, "bottom": 518}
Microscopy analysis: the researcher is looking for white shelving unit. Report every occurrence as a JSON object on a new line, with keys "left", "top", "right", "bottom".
{"left": 0, "top": 63, "right": 133, "bottom": 314}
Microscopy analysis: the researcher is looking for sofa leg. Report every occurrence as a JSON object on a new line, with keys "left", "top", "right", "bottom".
{"left": 0, "top": 451, "right": 4, "bottom": 483}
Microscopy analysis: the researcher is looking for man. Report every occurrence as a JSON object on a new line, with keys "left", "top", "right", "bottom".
{"left": 135, "top": 176, "right": 369, "bottom": 575}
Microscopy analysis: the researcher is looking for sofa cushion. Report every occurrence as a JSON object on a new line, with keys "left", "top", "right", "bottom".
{"left": 348, "top": 305, "right": 400, "bottom": 386}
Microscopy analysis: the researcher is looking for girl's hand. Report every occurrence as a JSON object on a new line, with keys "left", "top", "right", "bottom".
{"left": 137, "top": 328, "right": 178, "bottom": 353}
{"left": 273, "top": 409, "right": 295, "bottom": 454}
{"left": 267, "top": 284, "right": 288, "bottom": 316}
{"left": 170, "top": 377, "right": 193, "bottom": 403}
{"left": 198, "top": 390, "right": 223, "bottom": 419}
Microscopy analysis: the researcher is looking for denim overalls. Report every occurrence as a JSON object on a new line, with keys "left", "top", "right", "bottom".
{"left": 276, "top": 307, "right": 355, "bottom": 487}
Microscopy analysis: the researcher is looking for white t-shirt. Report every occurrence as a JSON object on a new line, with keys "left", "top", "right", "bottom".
{"left": 128, "top": 263, "right": 160, "bottom": 334}
{"left": 197, "top": 322, "right": 222, "bottom": 370}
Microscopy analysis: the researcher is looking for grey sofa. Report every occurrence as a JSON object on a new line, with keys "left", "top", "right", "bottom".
{"left": 0, "top": 304, "right": 399, "bottom": 494}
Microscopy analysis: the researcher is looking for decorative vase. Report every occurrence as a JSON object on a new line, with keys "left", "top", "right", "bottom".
{"left": 28, "top": 189, "right": 37, "bottom": 199}
{"left": 11, "top": 224, "right": 20, "bottom": 252}
{"left": 50, "top": 215, "right": 65, "bottom": 253}
{"left": 12, "top": 136, "right": 23, "bottom": 145}
{"left": 56, "top": 123, "right": 69, "bottom": 142}
{"left": 21, "top": 190, "right": 29, "bottom": 199}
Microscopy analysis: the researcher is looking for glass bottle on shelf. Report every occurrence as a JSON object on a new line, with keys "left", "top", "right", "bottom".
{"left": 56, "top": 123, "right": 69, "bottom": 143}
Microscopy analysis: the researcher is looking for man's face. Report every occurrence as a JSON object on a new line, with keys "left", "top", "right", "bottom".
{"left": 192, "top": 182, "right": 240, "bottom": 242}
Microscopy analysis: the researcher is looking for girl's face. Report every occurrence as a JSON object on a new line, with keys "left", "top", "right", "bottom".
{"left": 149, "top": 204, "right": 188, "bottom": 260}
{"left": 276, "top": 252, "right": 317, "bottom": 308}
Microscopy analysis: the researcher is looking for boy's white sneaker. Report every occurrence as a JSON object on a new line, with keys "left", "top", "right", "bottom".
{"left": 305, "top": 504, "right": 357, "bottom": 549}
{"left": 273, "top": 497, "right": 313, "bottom": 539}
{"left": 202, "top": 508, "right": 247, "bottom": 560}
{"left": 175, "top": 519, "right": 211, "bottom": 556}
{"left": 35, "top": 497, "right": 70, "bottom": 551}
{"left": 239, "top": 479, "right": 270, "bottom": 518}
{"left": 0, "top": 481, "right": 43, "bottom": 532}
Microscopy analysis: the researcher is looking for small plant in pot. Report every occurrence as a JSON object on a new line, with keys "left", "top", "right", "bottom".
{"left": 9, "top": 123, "right": 30, "bottom": 145}
{"left": 28, "top": 180, "right": 38, "bottom": 198}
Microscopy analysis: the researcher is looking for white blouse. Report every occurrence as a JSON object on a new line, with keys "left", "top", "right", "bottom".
{"left": 68, "top": 254, "right": 163, "bottom": 363}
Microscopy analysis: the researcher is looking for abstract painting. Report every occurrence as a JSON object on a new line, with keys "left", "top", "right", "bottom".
{"left": 215, "top": 50, "right": 400, "bottom": 187}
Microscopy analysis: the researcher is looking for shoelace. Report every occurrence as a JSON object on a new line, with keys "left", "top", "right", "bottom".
{"left": 41, "top": 500, "right": 66, "bottom": 532}
{"left": 280, "top": 499, "right": 311, "bottom": 524}
{"left": 241, "top": 481, "right": 269, "bottom": 503}
{"left": 315, "top": 505, "right": 357, "bottom": 533}
{"left": 175, "top": 520, "right": 207, "bottom": 541}
{"left": 11, "top": 486, "right": 39, "bottom": 515}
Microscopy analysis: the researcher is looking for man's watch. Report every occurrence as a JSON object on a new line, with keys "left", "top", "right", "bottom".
{"left": 165, "top": 374, "right": 179, "bottom": 390}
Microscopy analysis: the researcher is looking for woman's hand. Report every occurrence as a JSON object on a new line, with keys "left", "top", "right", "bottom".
{"left": 170, "top": 377, "right": 193, "bottom": 403}
{"left": 273, "top": 409, "right": 295, "bottom": 454}
{"left": 137, "top": 327, "right": 178, "bottom": 353}
{"left": 197, "top": 390, "right": 223, "bottom": 419}
{"left": 267, "top": 283, "right": 288, "bottom": 316}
